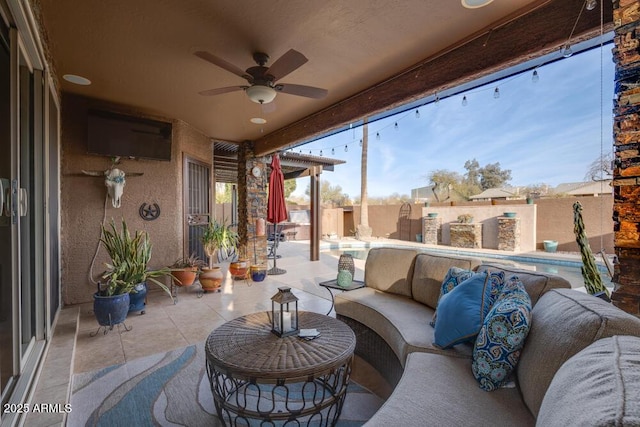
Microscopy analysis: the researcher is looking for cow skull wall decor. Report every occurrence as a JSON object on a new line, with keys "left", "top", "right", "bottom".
{"left": 81, "top": 167, "right": 144, "bottom": 208}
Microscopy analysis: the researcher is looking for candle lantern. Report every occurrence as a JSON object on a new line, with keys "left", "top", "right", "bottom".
{"left": 271, "top": 287, "right": 299, "bottom": 337}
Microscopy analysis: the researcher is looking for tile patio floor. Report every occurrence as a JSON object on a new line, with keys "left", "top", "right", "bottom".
{"left": 26, "top": 240, "right": 389, "bottom": 426}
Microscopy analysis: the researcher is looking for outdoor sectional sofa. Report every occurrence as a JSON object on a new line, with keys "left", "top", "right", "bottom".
{"left": 335, "top": 247, "right": 640, "bottom": 426}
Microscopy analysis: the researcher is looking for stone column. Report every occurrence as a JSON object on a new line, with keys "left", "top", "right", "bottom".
{"left": 498, "top": 217, "right": 520, "bottom": 252}
{"left": 612, "top": 1, "right": 640, "bottom": 315}
{"left": 423, "top": 217, "right": 441, "bottom": 245}
{"left": 238, "top": 144, "right": 268, "bottom": 267}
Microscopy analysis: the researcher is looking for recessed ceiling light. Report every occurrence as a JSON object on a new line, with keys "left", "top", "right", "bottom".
{"left": 461, "top": 0, "right": 494, "bottom": 9}
{"left": 250, "top": 118, "right": 267, "bottom": 124}
{"left": 63, "top": 74, "right": 91, "bottom": 85}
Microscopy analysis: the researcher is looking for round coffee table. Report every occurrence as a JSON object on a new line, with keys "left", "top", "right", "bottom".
{"left": 205, "top": 311, "right": 355, "bottom": 426}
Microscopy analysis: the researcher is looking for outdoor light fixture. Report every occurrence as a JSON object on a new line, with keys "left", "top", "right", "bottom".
{"left": 562, "top": 45, "right": 573, "bottom": 58}
{"left": 532, "top": 70, "right": 540, "bottom": 83}
{"left": 586, "top": 0, "right": 597, "bottom": 11}
{"left": 63, "top": 74, "right": 91, "bottom": 85}
{"left": 246, "top": 85, "right": 277, "bottom": 104}
{"left": 461, "top": 0, "right": 494, "bottom": 9}
{"left": 271, "top": 287, "right": 299, "bottom": 337}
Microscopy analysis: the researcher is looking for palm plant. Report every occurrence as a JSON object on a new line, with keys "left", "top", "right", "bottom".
{"left": 201, "top": 218, "right": 239, "bottom": 268}
{"left": 99, "top": 219, "right": 172, "bottom": 298}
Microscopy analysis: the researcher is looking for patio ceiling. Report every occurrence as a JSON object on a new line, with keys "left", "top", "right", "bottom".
{"left": 38, "top": 0, "right": 609, "bottom": 156}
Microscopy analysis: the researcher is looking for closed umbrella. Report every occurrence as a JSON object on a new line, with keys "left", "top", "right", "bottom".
{"left": 267, "top": 153, "right": 288, "bottom": 275}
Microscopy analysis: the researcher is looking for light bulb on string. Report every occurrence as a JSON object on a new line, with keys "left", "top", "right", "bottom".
{"left": 562, "top": 44, "right": 573, "bottom": 58}
{"left": 415, "top": 109, "right": 420, "bottom": 118}
{"left": 344, "top": 145, "right": 348, "bottom": 152}
{"left": 586, "top": 0, "right": 597, "bottom": 11}
{"left": 434, "top": 92, "right": 440, "bottom": 104}
{"left": 376, "top": 132, "right": 380, "bottom": 140}
{"left": 462, "top": 96, "right": 468, "bottom": 106}
{"left": 359, "top": 139, "right": 363, "bottom": 147}
{"left": 320, "top": 150, "right": 323, "bottom": 156}
{"left": 532, "top": 70, "right": 539, "bottom": 83}
{"left": 493, "top": 88, "right": 500, "bottom": 99}
{"left": 331, "top": 148, "right": 335, "bottom": 155}
{"left": 394, "top": 122, "right": 399, "bottom": 131}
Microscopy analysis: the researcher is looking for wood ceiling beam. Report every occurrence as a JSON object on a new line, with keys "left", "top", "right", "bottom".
{"left": 254, "top": 0, "right": 612, "bottom": 156}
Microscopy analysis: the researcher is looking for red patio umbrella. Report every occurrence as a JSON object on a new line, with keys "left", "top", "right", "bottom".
{"left": 267, "top": 153, "right": 288, "bottom": 275}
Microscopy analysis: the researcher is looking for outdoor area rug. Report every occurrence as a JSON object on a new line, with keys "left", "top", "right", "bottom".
{"left": 68, "top": 342, "right": 383, "bottom": 426}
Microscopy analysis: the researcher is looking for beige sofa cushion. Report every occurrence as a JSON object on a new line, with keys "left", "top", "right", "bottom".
{"left": 365, "top": 352, "right": 535, "bottom": 427}
{"left": 517, "top": 289, "right": 640, "bottom": 418}
{"left": 334, "top": 287, "right": 472, "bottom": 365}
{"left": 475, "top": 263, "right": 570, "bottom": 306}
{"left": 364, "top": 248, "right": 418, "bottom": 297}
{"left": 411, "top": 252, "right": 482, "bottom": 308}
{"left": 536, "top": 335, "right": 640, "bottom": 427}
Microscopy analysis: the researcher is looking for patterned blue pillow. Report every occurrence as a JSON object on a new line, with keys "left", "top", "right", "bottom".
{"left": 430, "top": 267, "right": 474, "bottom": 326}
{"left": 472, "top": 277, "right": 532, "bottom": 391}
{"left": 433, "top": 272, "right": 493, "bottom": 349}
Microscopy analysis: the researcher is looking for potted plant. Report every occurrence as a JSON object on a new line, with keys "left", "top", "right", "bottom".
{"left": 170, "top": 253, "right": 205, "bottom": 287}
{"left": 457, "top": 213, "right": 474, "bottom": 224}
{"left": 95, "top": 219, "right": 172, "bottom": 326}
{"left": 200, "top": 218, "right": 239, "bottom": 290}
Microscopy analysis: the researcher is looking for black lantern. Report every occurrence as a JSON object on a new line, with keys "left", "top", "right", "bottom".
{"left": 271, "top": 287, "right": 299, "bottom": 337}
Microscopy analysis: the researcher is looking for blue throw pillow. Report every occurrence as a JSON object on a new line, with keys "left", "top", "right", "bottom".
{"left": 430, "top": 267, "right": 474, "bottom": 327}
{"left": 472, "top": 277, "right": 532, "bottom": 391}
{"left": 433, "top": 272, "right": 493, "bottom": 349}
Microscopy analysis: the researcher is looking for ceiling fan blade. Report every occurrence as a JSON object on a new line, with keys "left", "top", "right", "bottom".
{"left": 276, "top": 83, "right": 328, "bottom": 99}
{"left": 194, "top": 51, "right": 251, "bottom": 81}
{"left": 198, "top": 86, "right": 246, "bottom": 96}
{"left": 266, "top": 49, "right": 308, "bottom": 82}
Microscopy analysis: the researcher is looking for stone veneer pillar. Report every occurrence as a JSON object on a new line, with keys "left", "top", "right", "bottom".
{"left": 423, "top": 217, "right": 441, "bottom": 245}
{"left": 498, "top": 217, "right": 520, "bottom": 252}
{"left": 237, "top": 144, "right": 268, "bottom": 267}
{"left": 612, "top": 0, "right": 640, "bottom": 315}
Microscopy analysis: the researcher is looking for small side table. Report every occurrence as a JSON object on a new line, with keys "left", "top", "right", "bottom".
{"left": 319, "top": 279, "right": 365, "bottom": 315}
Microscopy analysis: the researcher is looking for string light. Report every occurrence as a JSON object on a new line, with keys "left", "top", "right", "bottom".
{"left": 394, "top": 122, "right": 399, "bottom": 131}
{"left": 586, "top": 0, "right": 597, "bottom": 11}
{"left": 562, "top": 44, "right": 573, "bottom": 58}
{"left": 532, "top": 70, "right": 539, "bottom": 83}
{"left": 320, "top": 150, "right": 323, "bottom": 156}
{"left": 376, "top": 132, "right": 380, "bottom": 140}
{"left": 434, "top": 92, "right": 440, "bottom": 103}
{"left": 359, "top": 139, "right": 363, "bottom": 147}
{"left": 415, "top": 109, "right": 420, "bottom": 118}
{"left": 344, "top": 145, "right": 348, "bottom": 152}
{"left": 331, "top": 148, "right": 335, "bottom": 155}
{"left": 462, "top": 96, "right": 468, "bottom": 106}
{"left": 493, "top": 87, "right": 500, "bottom": 99}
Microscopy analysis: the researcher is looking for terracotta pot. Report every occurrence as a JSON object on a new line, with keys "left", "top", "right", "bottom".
{"left": 229, "top": 259, "right": 249, "bottom": 279}
{"left": 199, "top": 267, "right": 223, "bottom": 290}
{"left": 171, "top": 268, "right": 198, "bottom": 287}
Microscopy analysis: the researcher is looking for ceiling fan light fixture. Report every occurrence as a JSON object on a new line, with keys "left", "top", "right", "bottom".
{"left": 246, "top": 85, "right": 277, "bottom": 104}
{"left": 461, "top": 0, "right": 494, "bottom": 9}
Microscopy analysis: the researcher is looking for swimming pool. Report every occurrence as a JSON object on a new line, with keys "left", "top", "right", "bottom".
{"left": 325, "top": 247, "right": 613, "bottom": 290}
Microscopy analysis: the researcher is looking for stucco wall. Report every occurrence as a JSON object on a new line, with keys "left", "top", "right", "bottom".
{"left": 60, "top": 94, "right": 212, "bottom": 305}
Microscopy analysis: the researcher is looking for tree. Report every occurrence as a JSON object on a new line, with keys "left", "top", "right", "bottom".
{"left": 305, "top": 180, "right": 350, "bottom": 207}
{"left": 478, "top": 162, "right": 511, "bottom": 190}
{"left": 463, "top": 158, "right": 480, "bottom": 188}
{"left": 357, "top": 119, "right": 372, "bottom": 238}
{"left": 584, "top": 152, "right": 613, "bottom": 181}
{"left": 284, "top": 179, "right": 297, "bottom": 199}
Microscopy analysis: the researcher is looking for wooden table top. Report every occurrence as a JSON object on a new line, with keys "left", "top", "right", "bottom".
{"left": 205, "top": 311, "right": 355, "bottom": 382}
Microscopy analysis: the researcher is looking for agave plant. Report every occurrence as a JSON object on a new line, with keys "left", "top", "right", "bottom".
{"left": 99, "top": 219, "right": 172, "bottom": 298}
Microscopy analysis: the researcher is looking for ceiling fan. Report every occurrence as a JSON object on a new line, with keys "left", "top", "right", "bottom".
{"left": 195, "top": 49, "right": 328, "bottom": 104}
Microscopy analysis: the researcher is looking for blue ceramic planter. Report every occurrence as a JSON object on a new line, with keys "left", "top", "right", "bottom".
{"left": 128, "top": 282, "right": 147, "bottom": 313}
{"left": 93, "top": 292, "right": 130, "bottom": 327}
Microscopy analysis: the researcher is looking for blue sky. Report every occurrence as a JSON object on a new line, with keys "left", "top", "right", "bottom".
{"left": 290, "top": 44, "right": 615, "bottom": 200}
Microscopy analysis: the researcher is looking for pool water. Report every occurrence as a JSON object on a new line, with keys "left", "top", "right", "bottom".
{"left": 326, "top": 248, "right": 613, "bottom": 290}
